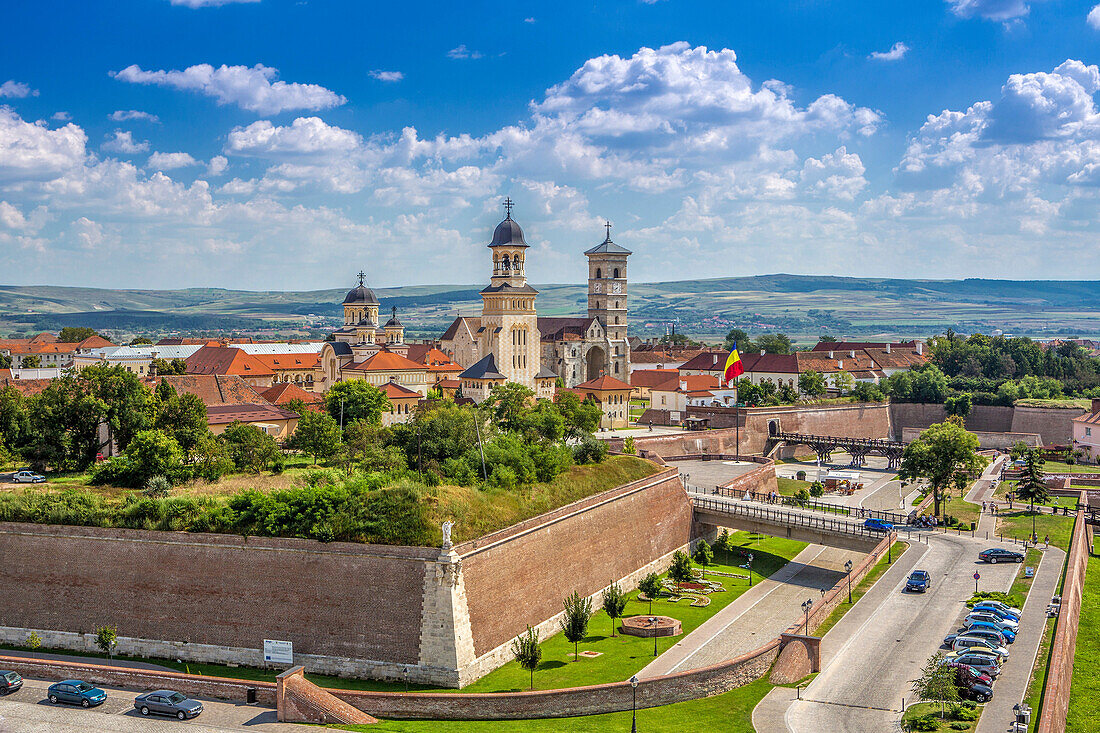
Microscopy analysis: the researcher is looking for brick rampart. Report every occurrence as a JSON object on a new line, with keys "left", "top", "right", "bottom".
{"left": 901, "top": 427, "right": 1042, "bottom": 450}
{"left": 0, "top": 654, "right": 276, "bottom": 705}
{"left": 1036, "top": 510, "right": 1086, "bottom": 733}
{"left": 276, "top": 666, "right": 377, "bottom": 724}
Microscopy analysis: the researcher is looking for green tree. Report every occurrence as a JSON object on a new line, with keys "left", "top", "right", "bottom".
{"left": 755, "top": 333, "right": 792, "bottom": 354}
{"left": 20, "top": 354, "right": 41, "bottom": 368}
{"left": 724, "top": 328, "right": 754, "bottom": 353}
{"left": 190, "top": 431, "right": 234, "bottom": 482}
{"left": 58, "top": 327, "right": 101, "bottom": 342}
{"left": 798, "top": 370, "right": 827, "bottom": 397}
{"left": 25, "top": 630, "right": 41, "bottom": 650}
{"left": 832, "top": 370, "right": 854, "bottom": 394}
{"left": 851, "top": 381, "right": 886, "bottom": 402}
{"left": 24, "top": 379, "right": 108, "bottom": 470}
{"left": 1009, "top": 440, "right": 1031, "bottom": 460}
{"left": 510, "top": 626, "right": 543, "bottom": 690}
{"left": 123, "top": 430, "right": 185, "bottom": 486}
{"left": 154, "top": 387, "right": 208, "bottom": 453}
{"left": 559, "top": 590, "right": 593, "bottom": 661}
{"left": 944, "top": 392, "right": 973, "bottom": 418}
{"left": 129, "top": 337, "right": 153, "bottom": 345}
{"left": 219, "top": 422, "right": 281, "bottom": 473}
{"left": 668, "top": 550, "right": 694, "bottom": 590}
{"left": 911, "top": 651, "right": 959, "bottom": 718}
{"left": 289, "top": 410, "right": 343, "bottom": 465}
{"left": 1016, "top": 449, "right": 1050, "bottom": 534}
{"left": 325, "top": 380, "right": 391, "bottom": 427}
{"left": 554, "top": 390, "right": 601, "bottom": 438}
{"left": 485, "top": 382, "right": 535, "bottom": 432}
{"left": 623, "top": 436, "right": 636, "bottom": 455}
{"left": 151, "top": 358, "right": 187, "bottom": 376}
{"left": 711, "top": 529, "right": 731, "bottom": 563}
{"left": 692, "top": 539, "right": 713, "bottom": 578}
{"left": 0, "top": 354, "right": 11, "bottom": 369}
{"left": 638, "top": 572, "right": 663, "bottom": 614}
{"left": 898, "top": 421, "right": 984, "bottom": 518}
{"left": 601, "top": 581, "right": 628, "bottom": 638}
{"left": 0, "top": 386, "right": 28, "bottom": 451}
{"left": 809, "top": 480, "right": 825, "bottom": 498}
{"left": 94, "top": 624, "right": 118, "bottom": 664}
{"left": 78, "top": 365, "right": 155, "bottom": 453}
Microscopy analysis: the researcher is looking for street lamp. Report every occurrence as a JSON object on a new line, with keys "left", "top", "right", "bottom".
{"left": 652, "top": 617, "right": 659, "bottom": 657}
{"left": 403, "top": 665, "right": 409, "bottom": 692}
{"left": 844, "top": 559, "right": 853, "bottom": 604}
{"left": 801, "top": 599, "right": 813, "bottom": 635}
{"left": 748, "top": 553, "right": 754, "bottom": 587}
{"left": 630, "top": 675, "right": 639, "bottom": 733}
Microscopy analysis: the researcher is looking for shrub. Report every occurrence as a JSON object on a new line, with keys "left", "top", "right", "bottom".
{"left": 25, "top": 631, "right": 41, "bottom": 650}
{"left": 573, "top": 436, "right": 608, "bottom": 464}
{"left": 951, "top": 703, "right": 979, "bottom": 721}
{"left": 904, "top": 715, "right": 939, "bottom": 732}
{"left": 950, "top": 723, "right": 969, "bottom": 730}
{"left": 809, "top": 481, "right": 825, "bottom": 498}
{"left": 794, "top": 487, "right": 811, "bottom": 505}
{"left": 623, "top": 436, "right": 636, "bottom": 455}
{"left": 489, "top": 464, "right": 518, "bottom": 489}
{"left": 143, "top": 475, "right": 171, "bottom": 498}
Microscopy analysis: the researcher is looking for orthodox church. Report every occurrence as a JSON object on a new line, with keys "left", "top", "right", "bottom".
{"left": 441, "top": 202, "right": 632, "bottom": 401}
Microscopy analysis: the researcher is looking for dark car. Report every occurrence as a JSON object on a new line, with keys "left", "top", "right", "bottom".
{"left": 0, "top": 671, "right": 23, "bottom": 693}
{"left": 906, "top": 570, "right": 931, "bottom": 592}
{"left": 864, "top": 518, "right": 894, "bottom": 532}
{"left": 978, "top": 548, "right": 1024, "bottom": 564}
{"left": 959, "top": 681, "right": 995, "bottom": 703}
{"left": 47, "top": 680, "right": 107, "bottom": 707}
{"left": 950, "top": 663, "right": 993, "bottom": 688}
{"left": 134, "top": 689, "right": 204, "bottom": 720}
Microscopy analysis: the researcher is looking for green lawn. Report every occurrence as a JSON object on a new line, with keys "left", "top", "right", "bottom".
{"left": 459, "top": 532, "right": 807, "bottom": 693}
{"left": 901, "top": 702, "right": 979, "bottom": 732}
{"left": 1033, "top": 460, "right": 1098, "bottom": 475}
{"left": 776, "top": 476, "right": 810, "bottom": 496}
{"left": 815, "top": 541, "right": 908, "bottom": 638}
{"left": 334, "top": 678, "right": 774, "bottom": 732}
{"left": 995, "top": 510, "right": 1075, "bottom": 551}
{"left": 1008, "top": 548, "right": 1045, "bottom": 600}
{"left": 1066, "top": 551, "right": 1100, "bottom": 732}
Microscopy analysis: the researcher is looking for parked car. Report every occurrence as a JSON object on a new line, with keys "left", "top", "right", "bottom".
{"left": 134, "top": 689, "right": 203, "bottom": 720}
{"left": 947, "top": 652, "right": 1002, "bottom": 677}
{"left": 973, "top": 601, "right": 1021, "bottom": 621}
{"left": 949, "top": 662, "right": 993, "bottom": 688}
{"left": 47, "top": 680, "right": 106, "bottom": 707}
{"left": 959, "top": 680, "right": 995, "bottom": 703}
{"left": 11, "top": 470, "right": 45, "bottom": 483}
{"left": 967, "top": 621, "right": 1016, "bottom": 643}
{"left": 965, "top": 611, "right": 1019, "bottom": 632}
{"left": 951, "top": 635, "right": 1009, "bottom": 660}
{"left": 864, "top": 518, "right": 894, "bottom": 532}
{"left": 905, "top": 570, "right": 931, "bottom": 592}
{"left": 0, "top": 671, "right": 23, "bottom": 693}
{"left": 978, "top": 548, "right": 1024, "bottom": 564}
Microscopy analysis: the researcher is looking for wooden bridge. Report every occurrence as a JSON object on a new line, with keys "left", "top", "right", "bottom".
{"left": 767, "top": 431, "right": 907, "bottom": 469}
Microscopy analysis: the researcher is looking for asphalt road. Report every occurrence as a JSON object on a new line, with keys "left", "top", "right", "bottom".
{"left": 0, "top": 676, "right": 298, "bottom": 733}
{"left": 778, "top": 532, "right": 1019, "bottom": 732}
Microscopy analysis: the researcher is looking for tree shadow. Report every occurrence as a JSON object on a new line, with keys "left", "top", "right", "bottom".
{"left": 538, "top": 661, "right": 566, "bottom": 671}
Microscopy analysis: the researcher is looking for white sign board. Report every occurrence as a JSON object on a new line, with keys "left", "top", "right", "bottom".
{"left": 263, "top": 639, "right": 293, "bottom": 665}
{"left": 670, "top": 411, "right": 681, "bottom": 423}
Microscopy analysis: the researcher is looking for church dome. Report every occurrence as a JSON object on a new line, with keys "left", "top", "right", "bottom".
{"left": 385, "top": 306, "right": 402, "bottom": 327}
{"left": 489, "top": 216, "right": 528, "bottom": 247}
{"left": 343, "top": 283, "right": 379, "bottom": 305}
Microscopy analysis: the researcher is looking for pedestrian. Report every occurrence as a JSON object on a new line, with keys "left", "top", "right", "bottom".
{"left": 1044, "top": 535, "right": 1050, "bottom": 549}
{"left": 981, "top": 501, "right": 986, "bottom": 513}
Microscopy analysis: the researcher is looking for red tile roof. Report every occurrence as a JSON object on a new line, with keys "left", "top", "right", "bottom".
{"left": 677, "top": 352, "right": 729, "bottom": 371}
{"left": 206, "top": 403, "right": 300, "bottom": 425}
{"left": 380, "top": 381, "right": 422, "bottom": 399}
{"left": 0, "top": 378, "right": 54, "bottom": 396}
{"left": 575, "top": 375, "right": 632, "bottom": 391}
{"left": 248, "top": 353, "right": 320, "bottom": 371}
{"left": 145, "top": 375, "right": 265, "bottom": 406}
{"left": 185, "top": 346, "right": 273, "bottom": 377}
{"left": 344, "top": 350, "right": 427, "bottom": 373}
{"left": 652, "top": 374, "right": 721, "bottom": 393}
{"left": 259, "top": 383, "right": 323, "bottom": 410}
{"left": 630, "top": 369, "right": 680, "bottom": 388}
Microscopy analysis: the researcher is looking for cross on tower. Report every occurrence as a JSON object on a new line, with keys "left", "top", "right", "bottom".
{"left": 604, "top": 220, "right": 612, "bottom": 241}
{"left": 357, "top": 270, "right": 365, "bottom": 286}
{"left": 392, "top": 306, "right": 397, "bottom": 319}
{"left": 502, "top": 197, "right": 514, "bottom": 218}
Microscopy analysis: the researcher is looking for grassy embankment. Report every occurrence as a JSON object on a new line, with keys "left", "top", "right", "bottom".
{"left": 1065, "top": 535, "right": 1100, "bottom": 732}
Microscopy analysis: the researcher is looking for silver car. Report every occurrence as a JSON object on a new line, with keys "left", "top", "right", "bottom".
{"left": 952, "top": 635, "right": 1009, "bottom": 660}
{"left": 133, "top": 690, "right": 203, "bottom": 720}
{"left": 11, "top": 470, "right": 45, "bottom": 483}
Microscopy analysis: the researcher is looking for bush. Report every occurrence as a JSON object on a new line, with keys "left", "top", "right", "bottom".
{"left": 904, "top": 715, "right": 940, "bottom": 732}
{"left": 143, "top": 475, "right": 171, "bottom": 498}
{"left": 809, "top": 481, "right": 825, "bottom": 498}
{"left": 573, "top": 436, "right": 608, "bottom": 464}
{"left": 622, "top": 436, "right": 636, "bottom": 455}
{"left": 950, "top": 723, "right": 969, "bottom": 730}
{"left": 951, "top": 703, "right": 979, "bottom": 721}
{"left": 489, "top": 464, "right": 518, "bottom": 489}
{"left": 794, "top": 487, "right": 811, "bottom": 505}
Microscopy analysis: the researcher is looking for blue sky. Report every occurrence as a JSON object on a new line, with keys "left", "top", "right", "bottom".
{"left": 2, "top": 0, "right": 1100, "bottom": 290}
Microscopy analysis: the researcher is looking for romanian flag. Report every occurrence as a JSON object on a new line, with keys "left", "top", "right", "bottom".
{"left": 723, "top": 344, "right": 745, "bottom": 386}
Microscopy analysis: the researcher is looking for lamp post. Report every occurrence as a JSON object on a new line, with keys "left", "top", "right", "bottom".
{"left": 748, "top": 553, "right": 754, "bottom": 587}
{"left": 844, "top": 559, "right": 853, "bottom": 604}
{"left": 403, "top": 665, "right": 409, "bottom": 692}
{"left": 801, "top": 599, "right": 813, "bottom": 635}
{"left": 630, "top": 675, "right": 639, "bottom": 733}
{"left": 652, "top": 617, "right": 659, "bottom": 657}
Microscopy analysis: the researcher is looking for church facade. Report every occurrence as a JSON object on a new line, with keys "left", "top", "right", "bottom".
{"left": 441, "top": 205, "right": 632, "bottom": 400}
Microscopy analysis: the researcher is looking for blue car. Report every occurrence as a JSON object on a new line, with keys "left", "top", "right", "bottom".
{"left": 969, "top": 620, "right": 1016, "bottom": 643}
{"left": 864, "top": 518, "right": 894, "bottom": 532}
{"left": 973, "top": 603, "right": 1021, "bottom": 622}
{"left": 906, "top": 569, "right": 931, "bottom": 592}
{"left": 47, "top": 679, "right": 106, "bottom": 708}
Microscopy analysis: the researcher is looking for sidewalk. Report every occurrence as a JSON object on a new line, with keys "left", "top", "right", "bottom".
{"left": 973, "top": 545, "right": 1065, "bottom": 733}
{"left": 965, "top": 455, "right": 1008, "bottom": 536}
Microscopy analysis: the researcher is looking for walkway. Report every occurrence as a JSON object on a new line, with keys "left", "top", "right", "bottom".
{"left": 638, "top": 544, "right": 862, "bottom": 678}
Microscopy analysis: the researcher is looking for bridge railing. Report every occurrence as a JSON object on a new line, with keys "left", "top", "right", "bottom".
{"left": 705, "top": 486, "right": 910, "bottom": 525}
{"left": 691, "top": 495, "right": 887, "bottom": 540}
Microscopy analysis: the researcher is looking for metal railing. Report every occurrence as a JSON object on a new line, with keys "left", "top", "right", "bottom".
{"left": 691, "top": 495, "right": 886, "bottom": 540}
{"left": 709, "top": 486, "right": 910, "bottom": 525}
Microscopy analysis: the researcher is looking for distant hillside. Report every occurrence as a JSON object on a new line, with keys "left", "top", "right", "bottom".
{"left": 1, "top": 276, "right": 1098, "bottom": 342}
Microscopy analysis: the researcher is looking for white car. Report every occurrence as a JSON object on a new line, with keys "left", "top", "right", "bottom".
{"left": 952, "top": 635, "right": 1009, "bottom": 660}
{"left": 965, "top": 612, "right": 1018, "bottom": 632}
{"left": 11, "top": 470, "right": 45, "bottom": 483}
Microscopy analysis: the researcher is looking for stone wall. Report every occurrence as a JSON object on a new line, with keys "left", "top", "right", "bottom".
{"left": 890, "top": 402, "right": 1082, "bottom": 444}
{"left": 900, "top": 427, "right": 1041, "bottom": 450}
{"left": 456, "top": 468, "right": 694, "bottom": 682}
{"left": 0, "top": 522, "right": 435, "bottom": 681}
{"left": 1011, "top": 405, "right": 1087, "bottom": 445}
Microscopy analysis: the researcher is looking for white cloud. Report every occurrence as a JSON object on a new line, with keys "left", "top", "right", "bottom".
{"left": 52, "top": 112, "right": 72, "bottom": 122}
{"left": 112, "top": 63, "right": 346, "bottom": 115}
{"left": 226, "top": 116, "right": 362, "bottom": 158}
{"left": 1090, "top": 4, "right": 1100, "bottom": 29}
{"left": 524, "top": 17, "right": 535, "bottom": 23}
{"left": 102, "top": 130, "right": 150, "bottom": 154}
{"left": 369, "top": 70, "right": 404, "bottom": 82}
{"left": 148, "top": 152, "right": 200, "bottom": 170}
{"left": 0, "top": 107, "right": 86, "bottom": 181}
{"left": 0, "top": 81, "right": 37, "bottom": 98}
{"left": 169, "top": 0, "right": 261, "bottom": 6}
{"left": 109, "top": 110, "right": 160, "bottom": 123}
{"left": 447, "top": 45, "right": 483, "bottom": 60}
{"left": 946, "top": 0, "right": 1036, "bottom": 21}
{"left": 71, "top": 217, "right": 107, "bottom": 249}
{"left": 207, "top": 155, "right": 228, "bottom": 175}
{"left": 869, "top": 42, "right": 909, "bottom": 61}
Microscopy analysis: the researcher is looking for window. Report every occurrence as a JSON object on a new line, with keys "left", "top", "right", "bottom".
{"left": 1088, "top": 427, "right": 1093, "bottom": 436}
{"left": 613, "top": 268, "right": 619, "bottom": 278}
{"left": 596, "top": 268, "right": 602, "bottom": 279}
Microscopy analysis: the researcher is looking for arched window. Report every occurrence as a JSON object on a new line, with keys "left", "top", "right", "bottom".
{"left": 595, "top": 268, "right": 602, "bottom": 279}
{"left": 613, "top": 268, "right": 619, "bottom": 278}
{"left": 502, "top": 254, "right": 510, "bottom": 271}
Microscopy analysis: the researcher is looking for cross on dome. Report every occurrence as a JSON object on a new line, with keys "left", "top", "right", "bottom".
{"left": 604, "top": 220, "right": 612, "bottom": 242}
{"left": 503, "top": 197, "right": 514, "bottom": 219}
{"left": 357, "top": 270, "right": 365, "bottom": 286}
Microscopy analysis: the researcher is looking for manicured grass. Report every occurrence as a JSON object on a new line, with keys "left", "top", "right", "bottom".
{"left": 334, "top": 678, "right": 774, "bottom": 732}
{"left": 1066, "top": 552, "right": 1100, "bottom": 732}
{"left": 458, "top": 532, "right": 808, "bottom": 693}
{"left": 994, "top": 510, "right": 1075, "bottom": 551}
{"left": 1025, "top": 616, "right": 1058, "bottom": 732}
{"left": 1031, "top": 460, "right": 1098, "bottom": 475}
{"left": 776, "top": 476, "right": 810, "bottom": 496}
{"left": 940, "top": 493, "right": 980, "bottom": 525}
{"left": 1007, "top": 548, "right": 1044, "bottom": 600}
{"left": 815, "top": 541, "right": 908, "bottom": 638}
{"left": 901, "top": 702, "right": 979, "bottom": 732}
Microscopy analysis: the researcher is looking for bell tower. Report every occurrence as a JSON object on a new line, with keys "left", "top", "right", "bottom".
{"left": 585, "top": 222, "right": 631, "bottom": 378}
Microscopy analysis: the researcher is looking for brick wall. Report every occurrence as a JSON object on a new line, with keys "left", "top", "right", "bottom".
{"left": 1036, "top": 511, "right": 1086, "bottom": 733}
{"left": 458, "top": 469, "right": 693, "bottom": 661}
{"left": 891, "top": 403, "right": 1082, "bottom": 444}
{"left": 1011, "top": 405, "right": 1087, "bottom": 445}
{"left": 900, "top": 427, "right": 1042, "bottom": 450}
{"left": 0, "top": 523, "right": 433, "bottom": 675}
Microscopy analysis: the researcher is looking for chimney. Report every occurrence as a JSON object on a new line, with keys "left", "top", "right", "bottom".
{"left": 838, "top": 360, "right": 844, "bottom": 369}
{"left": 1093, "top": 398, "right": 1100, "bottom": 413}
{"left": 760, "top": 349, "right": 765, "bottom": 356}
{"left": 850, "top": 350, "right": 856, "bottom": 358}
{"left": 886, "top": 343, "right": 891, "bottom": 354}
{"left": 828, "top": 350, "right": 834, "bottom": 359}
{"left": 917, "top": 342, "right": 923, "bottom": 355}
{"left": 713, "top": 355, "right": 719, "bottom": 365}
{"left": 680, "top": 380, "right": 687, "bottom": 391}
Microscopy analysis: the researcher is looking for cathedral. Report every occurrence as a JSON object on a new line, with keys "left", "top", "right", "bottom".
{"left": 441, "top": 202, "right": 632, "bottom": 401}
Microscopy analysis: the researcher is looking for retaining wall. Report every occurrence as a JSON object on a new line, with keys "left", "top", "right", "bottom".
{"left": 900, "top": 427, "right": 1042, "bottom": 450}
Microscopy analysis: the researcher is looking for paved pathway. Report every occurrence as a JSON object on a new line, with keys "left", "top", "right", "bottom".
{"left": 974, "top": 545, "right": 1065, "bottom": 733}
{"left": 638, "top": 543, "right": 862, "bottom": 678}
